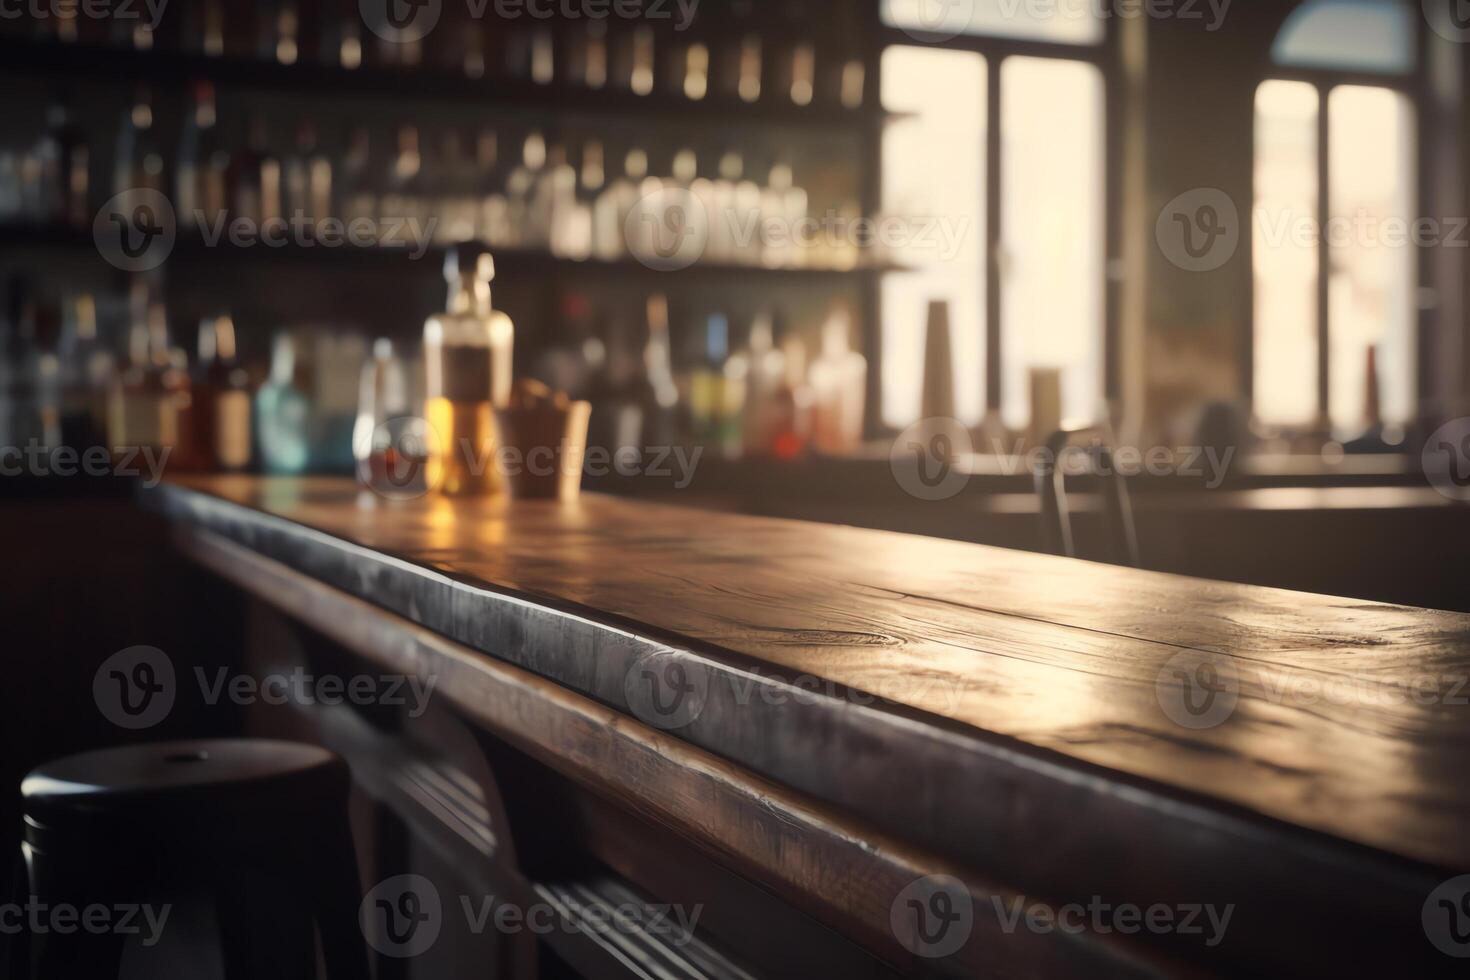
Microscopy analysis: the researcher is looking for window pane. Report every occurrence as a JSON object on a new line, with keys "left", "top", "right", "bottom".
{"left": 1253, "top": 79, "right": 1319, "bottom": 429}
{"left": 1272, "top": 0, "right": 1415, "bottom": 76}
{"left": 1328, "top": 85, "right": 1415, "bottom": 432}
{"left": 882, "top": 0, "right": 1104, "bottom": 46}
{"left": 999, "top": 56, "right": 1105, "bottom": 431}
{"left": 881, "top": 46, "right": 986, "bottom": 427}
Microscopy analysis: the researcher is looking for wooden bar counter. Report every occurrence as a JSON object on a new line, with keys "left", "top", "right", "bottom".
{"left": 148, "top": 475, "right": 1470, "bottom": 978}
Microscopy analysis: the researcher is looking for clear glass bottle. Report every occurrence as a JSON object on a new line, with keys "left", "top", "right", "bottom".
{"left": 809, "top": 304, "right": 868, "bottom": 455}
{"left": 255, "top": 332, "right": 313, "bottom": 475}
{"left": 108, "top": 281, "right": 176, "bottom": 458}
{"left": 424, "top": 247, "right": 514, "bottom": 496}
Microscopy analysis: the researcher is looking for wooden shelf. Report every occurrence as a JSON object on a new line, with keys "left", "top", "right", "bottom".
{"left": 0, "top": 39, "right": 886, "bottom": 130}
{"left": 0, "top": 223, "right": 903, "bottom": 282}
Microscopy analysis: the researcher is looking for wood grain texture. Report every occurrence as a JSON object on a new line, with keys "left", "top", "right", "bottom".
{"left": 174, "top": 524, "right": 1195, "bottom": 980}
{"left": 151, "top": 476, "right": 1470, "bottom": 975}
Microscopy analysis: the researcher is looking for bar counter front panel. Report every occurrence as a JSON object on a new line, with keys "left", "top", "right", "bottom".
{"left": 147, "top": 475, "right": 1470, "bottom": 978}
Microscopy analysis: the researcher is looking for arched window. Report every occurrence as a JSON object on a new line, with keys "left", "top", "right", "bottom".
{"left": 878, "top": 2, "right": 1109, "bottom": 436}
{"left": 1253, "top": 0, "right": 1418, "bottom": 439}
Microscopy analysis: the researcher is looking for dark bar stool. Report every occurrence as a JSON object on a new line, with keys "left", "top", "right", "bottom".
{"left": 18, "top": 739, "right": 368, "bottom": 980}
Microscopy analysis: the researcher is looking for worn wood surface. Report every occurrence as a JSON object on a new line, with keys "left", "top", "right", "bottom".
{"left": 152, "top": 475, "right": 1470, "bottom": 976}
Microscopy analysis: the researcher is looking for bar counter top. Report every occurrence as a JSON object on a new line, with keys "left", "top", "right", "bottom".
{"left": 150, "top": 475, "right": 1470, "bottom": 976}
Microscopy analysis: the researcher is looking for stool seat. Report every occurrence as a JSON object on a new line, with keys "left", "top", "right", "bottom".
{"left": 22, "top": 739, "right": 345, "bottom": 831}
{"left": 17, "top": 738, "right": 368, "bottom": 980}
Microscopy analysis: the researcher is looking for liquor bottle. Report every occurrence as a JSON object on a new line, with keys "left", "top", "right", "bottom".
{"left": 255, "top": 332, "right": 313, "bottom": 475}
{"left": 184, "top": 0, "right": 225, "bottom": 56}
{"left": 284, "top": 119, "right": 332, "bottom": 226}
{"left": 113, "top": 85, "right": 164, "bottom": 197}
{"left": 194, "top": 315, "right": 253, "bottom": 472}
{"left": 640, "top": 293, "right": 681, "bottom": 448}
{"left": 270, "top": 0, "right": 302, "bottom": 65}
{"left": 338, "top": 126, "right": 376, "bottom": 224}
{"left": 567, "top": 20, "right": 608, "bottom": 90}
{"left": 689, "top": 313, "right": 729, "bottom": 449}
{"left": 593, "top": 148, "right": 648, "bottom": 260}
{"left": 740, "top": 312, "right": 787, "bottom": 457}
{"left": 761, "top": 163, "right": 808, "bottom": 269}
{"left": 177, "top": 80, "right": 228, "bottom": 233}
{"left": 770, "top": 316, "right": 815, "bottom": 459}
{"left": 475, "top": 129, "right": 511, "bottom": 247}
{"left": 35, "top": 90, "right": 88, "bottom": 227}
{"left": 719, "top": 317, "right": 751, "bottom": 459}
{"left": 108, "top": 281, "right": 177, "bottom": 458}
{"left": 437, "top": 129, "right": 477, "bottom": 246}
{"left": 586, "top": 314, "right": 644, "bottom": 456}
{"left": 423, "top": 247, "right": 514, "bottom": 496}
{"left": 2, "top": 282, "right": 62, "bottom": 450}
{"left": 58, "top": 293, "right": 113, "bottom": 450}
{"left": 809, "top": 304, "right": 867, "bottom": 454}
{"left": 381, "top": 125, "right": 423, "bottom": 230}
{"left": 541, "top": 144, "right": 586, "bottom": 259}
{"left": 228, "top": 115, "right": 281, "bottom": 227}
{"left": 504, "top": 132, "right": 546, "bottom": 249}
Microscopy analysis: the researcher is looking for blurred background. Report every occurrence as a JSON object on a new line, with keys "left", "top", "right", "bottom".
{"left": 1, "top": 0, "right": 1467, "bottom": 609}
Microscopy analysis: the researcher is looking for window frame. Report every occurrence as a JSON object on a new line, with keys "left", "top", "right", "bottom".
{"left": 874, "top": 21, "right": 1120, "bottom": 437}
{"left": 1252, "top": 10, "right": 1429, "bottom": 437}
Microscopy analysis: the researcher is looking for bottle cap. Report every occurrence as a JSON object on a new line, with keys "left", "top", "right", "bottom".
{"left": 445, "top": 245, "right": 496, "bottom": 283}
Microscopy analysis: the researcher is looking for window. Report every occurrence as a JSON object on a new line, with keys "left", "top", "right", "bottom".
{"left": 880, "top": 13, "right": 1108, "bottom": 435}
{"left": 1252, "top": 0, "right": 1418, "bottom": 438}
